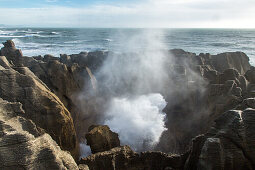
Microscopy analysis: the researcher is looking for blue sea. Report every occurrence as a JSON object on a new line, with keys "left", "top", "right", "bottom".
{"left": 0, "top": 28, "right": 254, "bottom": 65}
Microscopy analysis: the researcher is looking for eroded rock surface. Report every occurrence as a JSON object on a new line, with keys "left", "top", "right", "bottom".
{"left": 0, "top": 98, "right": 79, "bottom": 170}
{"left": 0, "top": 55, "right": 78, "bottom": 158}
{"left": 80, "top": 145, "right": 186, "bottom": 170}
{"left": 85, "top": 125, "right": 120, "bottom": 154}
{"left": 1, "top": 40, "right": 255, "bottom": 170}
{"left": 184, "top": 109, "right": 255, "bottom": 170}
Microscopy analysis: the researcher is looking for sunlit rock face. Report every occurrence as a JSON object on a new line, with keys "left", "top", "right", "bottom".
{"left": 85, "top": 125, "right": 120, "bottom": 154}
{"left": 0, "top": 48, "right": 78, "bottom": 159}
{"left": 0, "top": 98, "right": 79, "bottom": 170}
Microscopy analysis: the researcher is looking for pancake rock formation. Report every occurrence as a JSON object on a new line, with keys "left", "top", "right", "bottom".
{"left": 0, "top": 40, "right": 255, "bottom": 170}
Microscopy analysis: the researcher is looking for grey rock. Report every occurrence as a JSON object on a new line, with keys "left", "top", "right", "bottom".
{"left": 211, "top": 52, "right": 250, "bottom": 74}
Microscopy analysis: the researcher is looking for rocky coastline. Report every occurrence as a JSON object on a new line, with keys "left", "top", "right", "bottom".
{"left": 0, "top": 40, "right": 255, "bottom": 170}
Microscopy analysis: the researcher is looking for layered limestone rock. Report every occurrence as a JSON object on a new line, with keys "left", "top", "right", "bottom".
{"left": 210, "top": 52, "right": 251, "bottom": 74}
{"left": 1, "top": 40, "right": 255, "bottom": 169}
{"left": 27, "top": 53, "right": 98, "bottom": 141}
{"left": 79, "top": 108, "right": 255, "bottom": 170}
{"left": 85, "top": 125, "right": 120, "bottom": 154}
{"left": 184, "top": 109, "right": 255, "bottom": 170}
{"left": 79, "top": 145, "right": 186, "bottom": 170}
{"left": 0, "top": 98, "right": 79, "bottom": 170}
{"left": 159, "top": 49, "right": 252, "bottom": 154}
{"left": 0, "top": 56, "right": 78, "bottom": 158}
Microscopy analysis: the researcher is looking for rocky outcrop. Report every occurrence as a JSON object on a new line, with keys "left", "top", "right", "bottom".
{"left": 26, "top": 53, "right": 98, "bottom": 141}
{"left": 80, "top": 145, "right": 186, "bottom": 170}
{"left": 0, "top": 55, "right": 78, "bottom": 158}
{"left": 85, "top": 125, "right": 120, "bottom": 154}
{"left": 170, "top": 49, "right": 251, "bottom": 75}
{"left": 1, "top": 40, "right": 255, "bottom": 170}
{"left": 0, "top": 40, "right": 23, "bottom": 67}
{"left": 210, "top": 52, "right": 251, "bottom": 74}
{"left": 0, "top": 98, "right": 79, "bottom": 170}
{"left": 159, "top": 49, "right": 252, "bottom": 154}
{"left": 64, "top": 51, "right": 108, "bottom": 71}
{"left": 79, "top": 107, "right": 255, "bottom": 170}
{"left": 184, "top": 109, "right": 255, "bottom": 170}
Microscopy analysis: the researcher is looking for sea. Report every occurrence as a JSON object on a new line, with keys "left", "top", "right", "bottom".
{"left": 0, "top": 28, "right": 254, "bottom": 65}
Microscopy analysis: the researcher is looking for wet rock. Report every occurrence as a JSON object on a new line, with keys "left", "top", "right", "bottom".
{"left": 85, "top": 125, "right": 120, "bottom": 154}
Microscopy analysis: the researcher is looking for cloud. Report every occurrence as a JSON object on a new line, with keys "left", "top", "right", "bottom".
{"left": 0, "top": 0, "right": 254, "bottom": 27}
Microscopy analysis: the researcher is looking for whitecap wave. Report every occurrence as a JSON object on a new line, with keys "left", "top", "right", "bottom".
{"left": 104, "top": 38, "right": 113, "bottom": 42}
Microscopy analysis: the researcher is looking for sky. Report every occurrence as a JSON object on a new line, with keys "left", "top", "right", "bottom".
{"left": 0, "top": 0, "right": 255, "bottom": 28}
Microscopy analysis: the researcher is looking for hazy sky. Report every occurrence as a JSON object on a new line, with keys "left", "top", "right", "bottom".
{"left": 0, "top": 0, "right": 254, "bottom": 28}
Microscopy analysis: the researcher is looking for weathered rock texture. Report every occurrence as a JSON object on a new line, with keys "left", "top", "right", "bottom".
{"left": 0, "top": 98, "right": 79, "bottom": 170}
{"left": 158, "top": 49, "right": 251, "bottom": 153}
{"left": 184, "top": 109, "right": 255, "bottom": 170}
{"left": 80, "top": 145, "right": 187, "bottom": 170}
{"left": 79, "top": 107, "right": 255, "bottom": 170}
{"left": 0, "top": 55, "right": 78, "bottom": 158}
{"left": 85, "top": 125, "right": 120, "bottom": 154}
{"left": 1, "top": 40, "right": 255, "bottom": 170}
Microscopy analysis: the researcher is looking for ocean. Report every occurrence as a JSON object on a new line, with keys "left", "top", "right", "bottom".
{"left": 0, "top": 28, "right": 254, "bottom": 65}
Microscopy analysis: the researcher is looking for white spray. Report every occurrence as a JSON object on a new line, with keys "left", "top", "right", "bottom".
{"left": 104, "top": 93, "right": 167, "bottom": 151}
{"left": 80, "top": 29, "right": 172, "bottom": 156}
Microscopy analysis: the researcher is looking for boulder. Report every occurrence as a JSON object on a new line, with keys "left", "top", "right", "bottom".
{"left": 0, "top": 98, "right": 79, "bottom": 170}
{"left": 85, "top": 125, "right": 120, "bottom": 154}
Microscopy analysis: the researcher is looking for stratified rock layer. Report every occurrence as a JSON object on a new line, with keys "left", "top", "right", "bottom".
{"left": 1, "top": 40, "right": 255, "bottom": 170}
{"left": 80, "top": 145, "right": 186, "bottom": 170}
{"left": 0, "top": 55, "right": 78, "bottom": 158}
{"left": 184, "top": 109, "right": 255, "bottom": 170}
{"left": 0, "top": 98, "right": 79, "bottom": 170}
